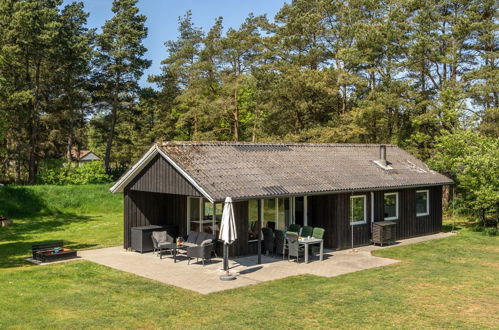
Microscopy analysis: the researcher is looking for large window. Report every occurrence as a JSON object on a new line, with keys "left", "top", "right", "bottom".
{"left": 294, "top": 196, "right": 305, "bottom": 226}
{"left": 416, "top": 190, "right": 429, "bottom": 216}
{"left": 188, "top": 197, "right": 201, "bottom": 232}
{"left": 263, "top": 199, "right": 276, "bottom": 229}
{"left": 384, "top": 192, "right": 399, "bottom": 220}
{"left": 350, "top": 195, "right": 367, "bottom": 225}
{"left": 247, "top": 197, "right": 302, "bottom": 241}
{"left": 248, "top": 199, "right": 259, "bottom": 241}
{"left": 277, "top": 198, "right": 290, "bottom": 230}
{"left": 187, "top": 197, "right": 222, "bottom": 234}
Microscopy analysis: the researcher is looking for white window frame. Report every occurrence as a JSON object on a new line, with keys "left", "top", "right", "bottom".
{"left": 416, "top": 190, "right": 430, "bottom": 217}
{"left": 350, "top": 195, "right": 367, "bottom": 225}
{"left": 248, "top": 196, "right": 308, "bottom": 239}
{"left": 187, "top": 197, "right": 218, "bottom": 233}
{"left": 384, "top": 192, "right": 399, "bottom": 221}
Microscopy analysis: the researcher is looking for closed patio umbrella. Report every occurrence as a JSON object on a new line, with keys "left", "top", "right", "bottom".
{"left": 219, "top": 197, "right": 237, "bottom": 281}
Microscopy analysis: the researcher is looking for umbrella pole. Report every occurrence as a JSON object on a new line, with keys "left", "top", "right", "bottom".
{"left": 220, "top": 242, "right": 236, "bottom": 281}
{"left": 224, "top": 243, "right": 229, "bottom": 273}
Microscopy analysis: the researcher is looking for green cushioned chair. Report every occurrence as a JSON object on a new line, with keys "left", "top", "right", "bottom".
{"left": 274, "top": 229, "right": 286, "bottom": 257}
{"left": 301, "top": 226, "right": 313, "bottom": 237}
{"left": 287, "top": 223, "right": 301, "bottom": 234}
{"left": 312, "top": 227, "right": 325, "bottom": 239}
{"left": 310, "top": 227, "right": 325, "bottom": 258}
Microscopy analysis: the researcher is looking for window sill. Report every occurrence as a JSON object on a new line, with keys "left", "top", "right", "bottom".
{"left": 384, "top": 217, "right": 398, "bottom": 221}
{"left": 350, "top": 221, "right": 367, "bottom": 226}
{"left": 416, "top": 213, "right": 429, "bottom": 217}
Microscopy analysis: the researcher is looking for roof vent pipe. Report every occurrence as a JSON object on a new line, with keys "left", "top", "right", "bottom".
{"left": 379, "top": 145, "right": 387, "bottom": 166}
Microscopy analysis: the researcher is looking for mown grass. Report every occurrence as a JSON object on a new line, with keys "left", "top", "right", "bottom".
{"left": 0, "top": 229, "right": 497, "bottom": 329}
{"left": 0, "top": 185, "right": 498, "bottom": 328}
{"left": 0, "top": 184, "right": 122, "bottom": 268}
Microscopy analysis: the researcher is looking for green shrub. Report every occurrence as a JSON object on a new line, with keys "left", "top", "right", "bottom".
{"left": 39, "top": 161, "right": 112, "bottom": 185}
{"left": 483, "top": 227, "right": 497, "bottom": 236}
{"left": 472, "top": 224, "right": 484, "bottom": 232}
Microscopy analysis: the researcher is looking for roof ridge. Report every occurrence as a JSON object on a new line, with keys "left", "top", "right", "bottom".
{"left": 158, "top": 141, "right": 398, "bottom": 147}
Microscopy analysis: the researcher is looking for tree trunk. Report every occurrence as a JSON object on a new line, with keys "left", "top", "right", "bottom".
{"left": 28, "top": 121, "right": 37, "bottom": 184}
{"left": 252, "top": 110, "right": 258, "bottom": 142}
{"left": 28, "top": 62, "right": 41, "bottom": 184}
{"left": 104, "top": 104, "right": 117, "bottom": 174}
{"left": 67, "top": 135, "right": 73, "bottom": 162}
{"left": 233, "top": 80, "right": 239, "bottom": 141}
{"left": 341, "top": 84, "right": 347, "bottom": 114}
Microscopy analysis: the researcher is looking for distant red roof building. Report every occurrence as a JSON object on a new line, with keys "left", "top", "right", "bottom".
{"left": 71, "top": 149, "right": 101, "bottom": 163}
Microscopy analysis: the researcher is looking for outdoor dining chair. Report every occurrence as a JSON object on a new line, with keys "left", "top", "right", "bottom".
{"left": 274, "top": 229, "right": 285, "bottom": 257}
{"left": 301, "top": 226, "right": 313, "bottom": 237}
{"left": 286, "top": 232, "right": 304, "bottom": 263}
{"left": 262, "top": 227, "right": 275, "bottom": 256}
{"left": 310, "top": 227, "right": 325, "bottom": 258}
{"left": 287, "top": 223, "right": 301, "bottom": 234}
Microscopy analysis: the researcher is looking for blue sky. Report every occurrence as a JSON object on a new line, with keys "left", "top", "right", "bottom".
{"left": 65, "top": 0, "right": 288, "bottom": 86}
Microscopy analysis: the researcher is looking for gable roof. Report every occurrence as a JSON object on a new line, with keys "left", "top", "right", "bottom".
{"left": 111, "top": 142, "right": 453, "bottom": 202}
{"left": 71, "top": 149, "right": 100, "bottom": 161}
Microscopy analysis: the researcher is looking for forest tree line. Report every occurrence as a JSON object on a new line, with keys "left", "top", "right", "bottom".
{"left": 0, "top": 0, "right": 497, "bottom": 219}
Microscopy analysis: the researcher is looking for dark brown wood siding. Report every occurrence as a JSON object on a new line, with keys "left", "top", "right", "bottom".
{"left": 127, "top": 154, "right": 202, "bottom": 196}
{"left": 123, "top": 185, "right": 443, "bottom": 252}
{"left": 309, "top": 186, "right": 443, "bottom": 250}
{"left": 376, "top": 186, "right": 442, "bottom": 239}
{"left": 230, "top": 201, "right": 249, "bottom": 257}
{"left": 309, "top": 193, "right": 372, "bottom": 250}
{"left": 124, "top": 189, "right": 187, "bottom": 248}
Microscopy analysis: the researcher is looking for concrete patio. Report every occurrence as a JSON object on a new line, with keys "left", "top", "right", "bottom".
{"left": 79, "top": 232, "right": 454, "bottom": 294}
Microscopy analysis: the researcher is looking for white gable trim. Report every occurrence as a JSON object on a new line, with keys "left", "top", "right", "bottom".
{"left": 80, "top": 152, "right": 100, "bottom": 161}
{"left": 109, "top": 145, "right": 214, "bottom": 202}
{"left": 110, "top": 145, "right": 158, "bottom": 193}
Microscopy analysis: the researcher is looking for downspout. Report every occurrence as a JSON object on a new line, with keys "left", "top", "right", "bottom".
{"left": 257, "top": 199, "right": 262, "bottom": 264}
{"left": 371, "top": 191, "right": 375, "bottom": 235}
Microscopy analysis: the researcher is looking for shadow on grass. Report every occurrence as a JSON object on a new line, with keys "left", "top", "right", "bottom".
{"left": 0, "top": 239, "right": 99, "bottom": 269}
{"left": 0, "top": 213, "right": 97, "bottom": 242}
{"left": 0, "top": 213, "right": 101, "bottom": 269}
{"left": 442, "top": 224, "right": 462, "bottom": 232}
{"left": 0, "top": 186, "right": 51, "bottom": 218}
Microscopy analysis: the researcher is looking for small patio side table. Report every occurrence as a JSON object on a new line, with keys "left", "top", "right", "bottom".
{"left": 298, "top": 238, "right": 323, "bottom": 264}
{"left": 170, "top": 244, "right": 188, "bottom": 263}
{"left": 158, "top": 242, "right": 177, "bottom": 260}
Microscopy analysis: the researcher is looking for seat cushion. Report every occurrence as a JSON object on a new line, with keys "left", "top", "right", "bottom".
{"left": 165, "top": 233, "right": 174, "bottom": 243}
{"left": 186, "top": 231, "right": 199, "bottom": 243}
{"left": 152, "top": 231, "right": 167, "bottom": 244}
{"left": 196, "top": 232, "right": 207, "bottom": 245}
{"left": 158, "top": 242, "right": 175, "bottom": 249}
{"left": 200, "top": 239, "right": 212, "bottom": 246}
{"left": 182, "top": 242, "right": 198, "bottom": 248}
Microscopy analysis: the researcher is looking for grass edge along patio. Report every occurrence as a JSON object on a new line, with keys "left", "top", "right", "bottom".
{"left": 110, "top": 141, "right": 453, "bottom": 262}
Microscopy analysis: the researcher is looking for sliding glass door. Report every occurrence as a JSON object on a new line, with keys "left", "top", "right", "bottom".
{"left": 187, "top": 197, "right": 222, "bottom": 235}
{"left": 247, "top": 196, "right": 307, "bottom": 241}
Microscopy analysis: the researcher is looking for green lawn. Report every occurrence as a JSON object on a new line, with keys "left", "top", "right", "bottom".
{"left": 0, "top": 184, "right": 122, "bottom": 268}
{"left": 0, "top": 185, "right": 498, "bottom": 329}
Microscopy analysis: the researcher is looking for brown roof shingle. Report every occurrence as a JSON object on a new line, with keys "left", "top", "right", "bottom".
{"left": 158, "top": 142, "right": 453, "bottom": 202}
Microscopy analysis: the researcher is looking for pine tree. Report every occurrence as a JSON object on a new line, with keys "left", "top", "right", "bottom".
{"left": 57, "top": 2, "right": 94, "bottom": 161}
{"left": 93, "top": 0, "right": 150, "bottom": 173}
{"left": 0, "top": 0, "right": 64, "bottom": 183}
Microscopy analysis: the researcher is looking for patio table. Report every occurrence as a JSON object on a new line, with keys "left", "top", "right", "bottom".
{"left": 298, "top": 237, "right": 323, "bottom": 264}
{"left": 169, "top": 243, "right": 189, "bottom": 263}
{"left": 158, "top": 242, "right": 177, "bottom": 260}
